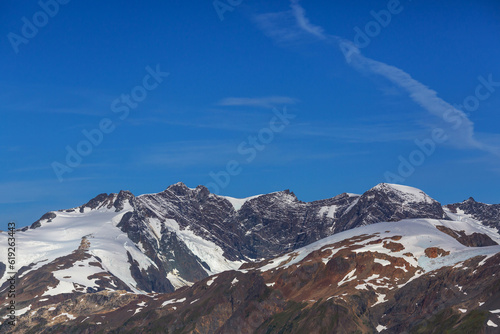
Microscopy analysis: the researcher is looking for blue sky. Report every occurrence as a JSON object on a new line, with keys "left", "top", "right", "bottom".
{"left": 1, "top": 0, "right": 500, "bottom": 230}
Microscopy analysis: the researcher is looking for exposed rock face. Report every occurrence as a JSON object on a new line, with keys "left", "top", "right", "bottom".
{"left": 335, "top": 183, "right": 449, "bottom": 233}
{"left": 118, "top": 182, "right": 455, "bottom": 264}
{"left": 380, "top": 254, "right": 500, "bottom": 333}
{"left": 1, "top": 182, "right": 500, "bottom": 333}
{"left": 29, "top": 212, "right": 56, "bottom": 229}
{"left": 424, "top": 247, "right": 450, "bottom": 258}
{"left": 230, "top": 184, "right": 449, "bottom": 259}
{"left": 12, "top": 182, "right": 498, "bottom": 297}
{"left": 436, "top": 225, "right": 498, "bottom": 247}
{"left": 3, "top": 218, "right": 499, "bottom": 334}
{"left": 446, "top": 197, "right": 500, "bottom": 232}
{"left": 227, "top": 190, "right": 356, "bottom": 259}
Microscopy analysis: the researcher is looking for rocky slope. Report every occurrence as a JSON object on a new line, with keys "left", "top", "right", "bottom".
{"left": 2, "top": 218, "right": 500, "bottom": 333}
{"left": 445, "top": 197, "right": 500, "bottom": 233}
{"left": 0, "top": 183, "right": 499, "bottom": 333}
{"left": 0, "top": 183, "right": 456, "bottom": 294}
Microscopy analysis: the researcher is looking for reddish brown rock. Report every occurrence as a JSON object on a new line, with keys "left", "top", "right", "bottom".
{"left": 424, "top": 247, "right": 450, "bottom": 258}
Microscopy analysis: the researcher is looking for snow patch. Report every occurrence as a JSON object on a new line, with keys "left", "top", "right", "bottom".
{"left": 161, "top": 297, "right": 186, "bottom": 307}
{"left": 372, "top": 294, "right": 388, "bottom": 307}
{"left": 487, "top": 320, "right": 498, "bottom": 327}
{"left": 256, "top": 218, "right": 500, "bottom": 276}
{"left": 338, "top": 269, "right": 357, "bottom": 286}
{"left": 167, "top": 270, "right": 194, "bottom": 290}
{"left": 374, "top": 258, "right": 391, "bottom": 266}
{"left": 17, "top": 305, "right": 31, "bottom": 316}
{"left": 221, "top": 195, "right": 262, "bottom": 211}
{"left": 206, "top": 276, "right": 216, "bottom": 286}
{"left": 54, "top": 313, "right": 76, "bottom": 320}
{"left": 318, "top": 205, "right": 338, "bottom": 219}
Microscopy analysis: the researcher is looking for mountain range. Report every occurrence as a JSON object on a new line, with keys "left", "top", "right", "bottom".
{"left": 1, "top": 182, "right": 500, "bottom": 333}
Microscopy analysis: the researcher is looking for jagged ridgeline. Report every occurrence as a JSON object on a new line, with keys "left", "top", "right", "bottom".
{"left": 1, "top": 183, "right": 500, "bottom": 333}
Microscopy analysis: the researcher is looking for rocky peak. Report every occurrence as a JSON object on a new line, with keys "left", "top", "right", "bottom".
{"left": 29, "top": 211, "right": 57, "bottom": 229}
{"left": 79, "top": 193, "right": 115, "bottom": 212}
{"left": 257, "top": 189, "right": 299, "bottom": 205}
{"left": 333, "top": 183, "right": 448, "bottom": 232}
{"left": 160, "top": 183, "right": 214, "bottom": 204}
{"left": 78, "top": 190, "right": 135, "bottom": 213}
{"left": 370, "top": 183, "right": 436, "bottom": 204}
{"left": 193, "top": 185, "right": 211, "bottom": 202}
{"left": 445, "top": 197, "right": 500, "bottom": 233}
{"left": 114, "top": 190, "right": 135, "bottom": 212}
{"left": 165, "top": 182, "right": 192, "bottom": 196}
{"left": 19, "top": 181, "right": 497, "bottom": 306}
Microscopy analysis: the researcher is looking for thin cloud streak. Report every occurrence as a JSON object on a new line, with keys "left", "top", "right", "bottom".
{"left": 289, "top": 0, "right": 326, "bottom": 39}
{"left": 343, "top": 42, "right": 481, "bottom": 149}
{"left": 217, "top": 96, "right": 298, "bottom": 108}
{"left": 256, "top": 0, "right": 490, "bottom": 152}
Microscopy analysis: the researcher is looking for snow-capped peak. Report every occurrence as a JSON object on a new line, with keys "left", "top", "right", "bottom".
{"left": 372, "top": 183, "right": 435, "bottom": 204}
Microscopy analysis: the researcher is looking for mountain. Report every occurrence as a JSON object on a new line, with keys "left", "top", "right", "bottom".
{"left": 1, "top": 183, "right": 454, "bottom": 294}
{"left": 445, "top": 197, "right": 500, "bottom": 233}
{"left": 2, "top": 218, "right": 500, "bottom": 333}
{"left": 0, "top": 183, "right": 499, "bottom": 333}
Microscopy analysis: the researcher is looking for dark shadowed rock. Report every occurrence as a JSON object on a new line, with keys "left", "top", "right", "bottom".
{"left": 446, "top": 197, "right": 500, "bottom": 233}
{"left": 30, "top": 211, "right": 57, "bottom": 229}
{"left": 436, "top": 225, "right": 498, "bottom": 247}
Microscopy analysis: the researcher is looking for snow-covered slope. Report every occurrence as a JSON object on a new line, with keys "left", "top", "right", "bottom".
{"left": 220, "top": 194, "right": 264, "bottom": 211}
{"left": 443, "top": 207, "right": 500, "bottom": 244}
{"left": 254, "top": 218, "right": 500, "bottom": 274}
{"left": 445, "top": 197, "right": 500, "bottom": 234}
{"left": 1, "top": 183, "right": 500, "bottom": 333}
{"left": 372, "top": 183, "right": 435, "bottom": 204}
{"left": 0, "top": 202, "right": 155, "bottom": 294}
{"left": 1, "top": 182, "right": 498, "bottom": 298}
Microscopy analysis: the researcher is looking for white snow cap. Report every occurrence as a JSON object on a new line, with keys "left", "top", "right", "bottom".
{"left": 221, "top": 195, "right": 263, "bottom": 211}
{"left": 372, "top": 183, "right": 435, "bottom": 204}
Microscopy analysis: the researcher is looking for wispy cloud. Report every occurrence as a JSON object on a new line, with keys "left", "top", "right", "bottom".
{"left": 341, "top": 42, "right": 481, "bottom": 149}
{"left": 254, "top": 0, "right": 491, "bottom": 152}
{"left": 254, "top": 0, "right": 325, "bottom": 45}
{"left": 217, "top": 96, "right": 298, "bottom": 108}
{"left": 289, "top": 0, "right": 326, "bottom": 39}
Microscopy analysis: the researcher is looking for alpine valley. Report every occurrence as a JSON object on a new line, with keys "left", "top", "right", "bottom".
{"left": 1, "top": 182, "right": 500, "bottom": 333}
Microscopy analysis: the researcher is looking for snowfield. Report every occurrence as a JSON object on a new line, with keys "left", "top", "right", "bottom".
{"left": 0, "top": 203, "right": 158, "bottom": 294}
{"left": 256, "top": 218, "right": 500, "bottom": 274}
{"left": 1, "top": 184, "right": 499, "bottom": 297}
{"left": 138, "top": 196, "right": 244, "bottom": 276}
{"left": 220, "top": 194, "right": 264, "bottom": 211}
{"left": 374, "top": 183, "right": 436, "bottom": 204}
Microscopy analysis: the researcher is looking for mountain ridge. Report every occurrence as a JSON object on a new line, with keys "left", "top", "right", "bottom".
{"left": 8, "top": 182, "right": 499, "bottom": 293}
{"left": 1, "top": 182, "right": 499, "bottom": 333}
